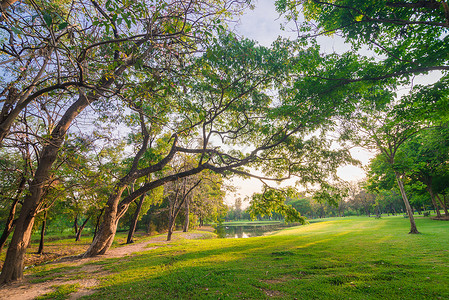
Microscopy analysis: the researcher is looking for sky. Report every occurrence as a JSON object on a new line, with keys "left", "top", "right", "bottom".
{"left": 224, "top": 0, "right": 376, "bottom": 207}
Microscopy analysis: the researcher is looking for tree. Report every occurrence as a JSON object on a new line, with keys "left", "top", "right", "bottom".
{"left": 354, "top": 189, "right": 377, "bottom": 216}
{"left": 249, "top": 187, "right": 307, "bottom": 223}
{"left": 74, "top": 35, "right": 306, "bottom": 254}
{"left": 365, "top": 125, "right": 449, "bottom": 218}
{"left": 165, "top": 164, "right": 202, "bottom": 241}
{"left": 277, "top": 0, "right": 449, "bottom": 85}
{"left": 399, "top": 126, "right": 449, "bottom": 217}
{"left": 344, "top": 103, "right": 423, "bottom": 232}
{"left": 126, "top": 194, "right": 145, "bottom": 244}
{"left": 286, "top": 196, "right": 313, "bottom": 218}
{"left": 84, "top": 30, "right": 362, "bottom": 257}
{"left": 190, "top": 172, "right": 226, "bottom": 226}
{"left": 0, "top": 149, "right": 27, "bottom": 252}
{"left": 234, "top": 198, "right": 243, "bottom": 221}
{"left": 1, "top": 0, "right": 246, "bottom": 283}
{"left": 375, "top": 189, "right": 404, "bottom": 215}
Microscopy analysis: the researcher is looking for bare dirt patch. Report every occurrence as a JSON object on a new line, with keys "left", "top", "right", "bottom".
{"left": 0, "top": 241, "right": 90, "bottom": 270}
{"left": 431, "top": 216, "right": 449, "bottom": 221}
{"left": 261, "top": 287, "right": 284, "bottom": 297}
{"left": 260, "top": 275, "right": 296, "bottom": 284}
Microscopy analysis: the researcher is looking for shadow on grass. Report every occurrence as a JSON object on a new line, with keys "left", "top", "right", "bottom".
{"left": 79, "top": 217, "right": 449, "bottom": 299}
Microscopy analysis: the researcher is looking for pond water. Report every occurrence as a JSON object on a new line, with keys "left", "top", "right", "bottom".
{"left": 215, "top": 222, "right": 299, "bottom": 238}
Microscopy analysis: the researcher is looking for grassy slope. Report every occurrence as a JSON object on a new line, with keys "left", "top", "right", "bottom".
{"left": 65, "top": 216, "right": 449, "bottom": 300}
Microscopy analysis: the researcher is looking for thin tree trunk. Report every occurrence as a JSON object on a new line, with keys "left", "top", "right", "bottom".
{"left": 395, "top": 171, "right": 419, "bottom": 234}
{"left": 167, "top": 210, "right": 175, "bottom": 241}
{"left": 426, "top": 186, "right": 442, "bottom": 218}
{"left": 435, "top": 194, "right": 449, "bottom": 217}
{"left": 0, "top": 200, "right": 19, "bottom": 253}
{"left": 93, "top": 209, "right": 104, "bottom": 241}
{"left": 37, "top": 211, "right": 47, "bottom": 254}
{"left": 75, "top": 216, "right": 90, "bottom": 242}
{"left": 166, "top": 181, "right": 201, "bottom": 241}
{"left": 127, "top": 194, "right": 145, "bottom": 244}
{"left": 74, "top": 215, "right": 79, "bottom": 236}
{"left": 0, "top": 174, "right": 26, "bottom": 252}
{"left": 183, "top": 197, "right": 189, "bottom": 232}
{"left": 0, "top": 219, "right": 16, "bottom": 254}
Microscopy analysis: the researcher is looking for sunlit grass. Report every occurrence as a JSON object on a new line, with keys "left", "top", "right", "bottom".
{"left": 35, "top": 283, "right": 80, "bottom": 300}
{"left": 71, "top": 216, "right": 449, "bottom": 299}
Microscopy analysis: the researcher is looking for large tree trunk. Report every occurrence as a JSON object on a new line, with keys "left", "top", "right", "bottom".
{"left": 83, "top": 186, "right": 126, "bottom": 257}
{"left": 85, "top": 148, "right": 198, "bottom": 256}
{"left": 0, "top": 202, "right": 36, "bottom": 283}
{"left": 183, "top": 198, "right": 189, "bottom": 232}
{"left": 0, "top": 93, "right": 93, "bottom": 284}
{"left": 127, "top": 194, "right": 145, "bottom": 244}
{"left": 395, "top": 171, "right": 419, "bottom": 234}
{"left": 37, "top": 211, "right": 47, "bottom": 254}
{"left": 85, "top": 218, "right": 118, "bottom": 257}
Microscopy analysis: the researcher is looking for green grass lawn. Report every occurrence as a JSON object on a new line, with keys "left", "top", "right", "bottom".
{"left": 31, "top": 216, "right": 449, "bottom": 299}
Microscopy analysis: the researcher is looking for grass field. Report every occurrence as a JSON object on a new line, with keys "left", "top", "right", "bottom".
{"left": 26, "top": 216, "right": 449, "bottom": 299}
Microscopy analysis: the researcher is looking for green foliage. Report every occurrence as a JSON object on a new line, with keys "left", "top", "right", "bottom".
{"left": 312, "top": 182, "right": 348, "bottom": 207}
{"left": 400, "top": 126, "right": 449, "bottom": 186}
{"left": 365, "top": 154, "right": 396, "bottom": 192}
{"left": 286, "top": 197, "right": 313, "bottom": 216}
{"left": 365, "top": 125, "right": 449, "bottom": 211}
{"left": 277, "top": 0, "right": 449, "bottom": 123}
{"left": 248, "top": 188, "right": 306, "bottom": 224}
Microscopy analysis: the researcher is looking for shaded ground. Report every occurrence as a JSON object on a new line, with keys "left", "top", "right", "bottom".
{"left": 0, "top": 238, "right": 91, "bottom": 270}
{"left": 431, "top": 216, "right": 449, "bottom": 221}
{"left": 0, "top": 227, "right": 216, "bottom": 300}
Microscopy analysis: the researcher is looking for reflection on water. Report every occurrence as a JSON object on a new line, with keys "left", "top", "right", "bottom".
{"left": 215, "top": 223, "right": 298, "bottom": 238}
